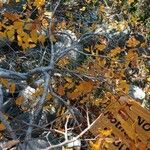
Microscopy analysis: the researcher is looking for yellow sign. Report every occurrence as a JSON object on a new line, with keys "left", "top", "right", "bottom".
{"left": 90, "top": 94, "right": 150, "bottom": 150}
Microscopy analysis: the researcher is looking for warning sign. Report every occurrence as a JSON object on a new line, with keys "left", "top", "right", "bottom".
{"left": 90, "top": 94, "right": 150, "bottom": 150}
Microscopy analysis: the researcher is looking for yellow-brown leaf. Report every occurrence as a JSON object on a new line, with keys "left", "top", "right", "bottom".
{"left": 9, "top": 83, "right": 16, "bottom": 94}
{"left": 67, "top": 91, "right": 81, "bottom": 100}
{"left": 126, "top": 37, "right": 140, "bottom": 47}
{"left": 30, "top": 29, "right": 38, "bottom": 43}
{"left": 38, "top": 34, "right": 46, "bottom": 45}
{"left": 0, "top": 123, "right": 6, "bottom": 131}
{"left": 32, "top": 86, "right": 44, "bottom": 97}
{"left": 13, "top": 21, "right": 24, "bottom": 29}
{"left": 15, "top": 96, "right": 24, "bottom": 106}
{"left": 46, "top": 92, "right": 52, "bottom": 100}
{"left": 95, "top": 44, "right": 106, "bottom": 51}
{"left": 0, "top": 78, "right": 9, "bottom": 89}
{"left": 57, "top": 85, "right": 65, "bottom": 96}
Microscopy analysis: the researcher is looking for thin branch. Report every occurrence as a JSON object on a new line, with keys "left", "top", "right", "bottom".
{"left": 48, "top": 0, "right": 61, "bottom": 66}
{"left": 55, "top": 67, "right": 105, "bottom": 82}
{"left": 49, "top": 84, "right": 69, "bottom": 107}
{"left": 12, "top": 116, "right": 65, "bottom": 135}
{"left": 44, "top": 113, "right": 103, "bottom": 150}
{"left": 55, "top": 44, "right": 78, "bottom": 62}
{"left": 0, "top": 84, "right": 17, "bottom": 140}
{"left": 25, "top": 72, "right": 50, "bottom": 139}
{"left": 86, "top": 108, "right": 90, "bottom": 127}
{"left": 0, "top": 84, "right": 3, "bottom": 108}
{"left": 0, "top": 69, "right": 27, "bottom": 80}
{"left": 64, "top": 115, "right": 70, "bottom": 141}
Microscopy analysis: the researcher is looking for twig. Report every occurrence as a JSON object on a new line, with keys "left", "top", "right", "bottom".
{"left": 86, "top": 108, "right": 90, "bottom": 127}
{"left": 64, "top": 114, "right": 70, "bottom": 141}
{"left": 0, "top": 84, "right": 3, "bottom": 108}
{"left": 48, "top": 0, "right": 61, "bottom": 66}
{"left": 25, "top": 72, "right": 50, "bottom": 139}
{"left": 44, "top": 113, "right": 102, "bottom": 150}
{"left": 49, "top": 84, "right": 69, "bottom": 107}
{"left": 0, "top": 69, "right": 27, "bottom": 80}
{"left": 0, "top": 84, "right": 17, "bottom": 140}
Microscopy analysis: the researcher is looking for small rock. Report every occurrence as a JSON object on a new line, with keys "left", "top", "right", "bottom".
{"left": 129, "top": 85, "right": 146, "bottom": 101}
{"left": 19, "top": 86, "right": 38, "bottom": 110}
{"left": 65, "top": 132, "right": 81, "bottom": 150}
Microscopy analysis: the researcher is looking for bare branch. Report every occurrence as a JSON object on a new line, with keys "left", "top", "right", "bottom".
{"left": 0, "top": 69, "right": 27, "bottom": 80}
{"left": 0, "top": 84, "right": 17, "bottom": 140}
{"left": 64, "top": 115, "right": 70, "bottom": 141}
{"left": 44, "top": 113, "right": 102, "bottom": 150}
{"left": 25, "top": 72, "right": 50, "bottom": 139}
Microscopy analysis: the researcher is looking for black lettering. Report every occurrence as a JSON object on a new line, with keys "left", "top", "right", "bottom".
{"left": 142, "top": 123, "right": 150, "bottom": 131}
{"left": 119, "top": 144, "right": 124, "bottom": 150}
{"left": 104, "top": 111, "right": 110, "bottom": 116}
{"left": 104, "top": 111, "right": 114, "bottom": 120}
{"left": 124, "top": 131, "right": 128, "bottom": 137}
{"left": 113, "top": 141, "right": 130, "bottom": 150}
{"left": 137, "top": 116, "right": 145, "bottom": 126}
{"left": 122, "top": 130, "right": 129, "bottom": 139}
{"left": 115, "top": 121, "right": 122, "bottom": 129}
{"left": 121, "top": 129, "right": 124, "bottom": 132}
